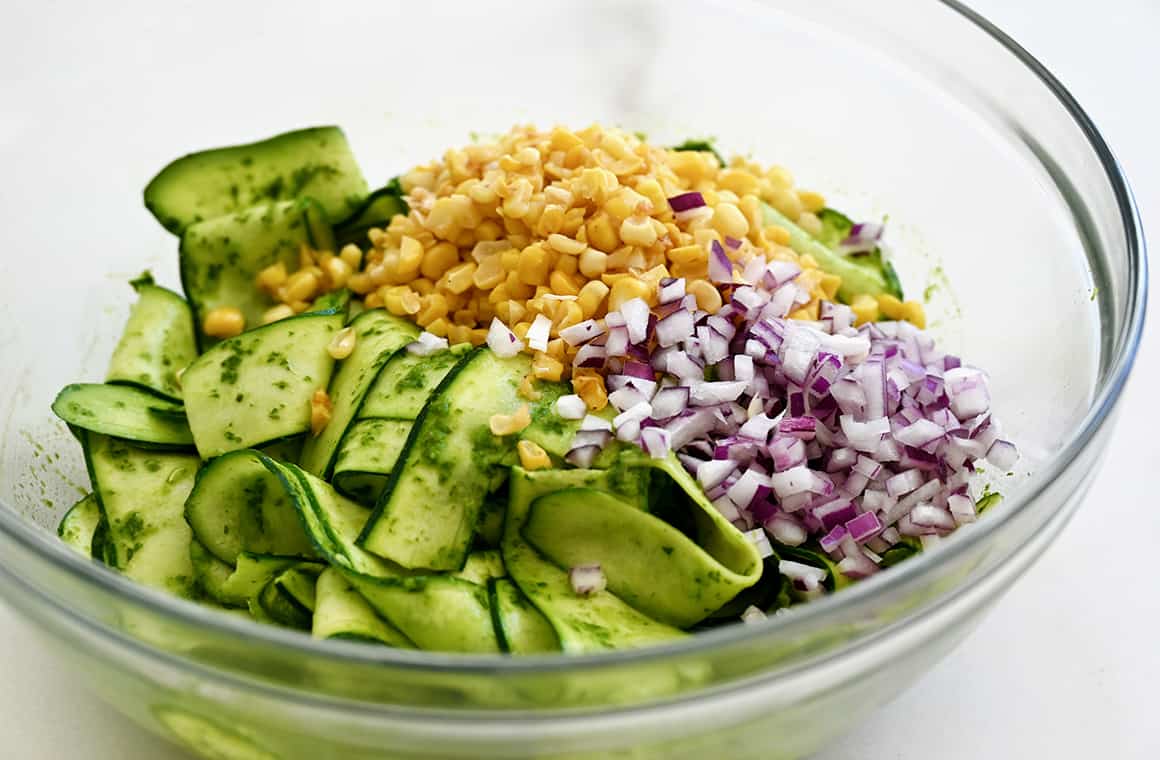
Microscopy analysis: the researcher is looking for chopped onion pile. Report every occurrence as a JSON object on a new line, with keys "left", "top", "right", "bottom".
{"left": 560, "top": 253, "right": 1017, "bottom": 594}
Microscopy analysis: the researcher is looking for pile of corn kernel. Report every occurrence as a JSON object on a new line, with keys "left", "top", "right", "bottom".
{"left": 239, "top": 124, "right": 925, "bottom": 394}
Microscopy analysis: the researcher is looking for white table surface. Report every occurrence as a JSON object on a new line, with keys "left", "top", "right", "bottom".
{"left": 1, "top": 2, "right": 1156, "bottom": 758}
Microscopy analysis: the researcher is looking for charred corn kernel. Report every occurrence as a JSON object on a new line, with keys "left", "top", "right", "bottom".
{"left": 518, "top": 244, "right": 550, "bottom": 285}
{"left": 203, "top": 306, "right": 245, "bottom": 339}
{"left": 256, "top": 262, "right": 288, "bottom": 293}
{"left": 261, "top": 304, "right": 295, "bottom": 325}
{"left": 573, "top": 372, "right": 608, "bottom": 412}
{"left": 416, "top": 293, "right": 449, "bottom": 325}
{"left": 578, "top": 248, "right": 608, "bottom": 279}
{"left": 517, "top": 374, "right": 543, "bottom": 402}
{"left": 549, "top": 270, "right": 581, "bottom": 297}
{"left": 322, "top": 256, "right": 352, "bottom": 289}
{"left": 310, "top": 389, "right": 332, "bottom": 437}
{"left": 797, "top": 212, "right": 822, "bottom": 237}
{"left": 339, "top": 244, "right": 363, "bottom": 270}
{"left": 901, "top": 300, "right": 927, "bottom": 329}
{"left": 363, "top": 291, "right": 384, "bottom": 309}
{"left": 284, "top": 270, "right": 320, "bottom": 302}
{"left": 327, "top": 327, "right": 357, "bottom": 360}
{"left": 711, "top": 202, "right": 749, "bottom": 239}
{"left": 585, "top": 212, "right": 620, "bottom": 253}
{"left": 442, "top": 261, "right": 477, "bottom": 294}
{"left": 547, "top": 233, "right": 586, "bottom": 255}
{"left": 532, "top": 353, "right": 565, "bottom": 382}
{"left": 820, "top": 273, "right": 842, "bottom": 301}
{"left": 797, "top": 190, "right": 826, "bottom": 214}
{"left": 608, "top": 276, "right": 651, "bottom": 312}
{"left": 619, "top": 215, "right": 658, "bottom": 247}
{"left": 489, "top": 404, "right": 532, "bottom": 436}
{"left": 687, "top": 279, "right": 723, "bottom": 313}
{"left": 877, "top": 294, "right": 906, "bottom": 320}
{"left": 850, "top": 294, "right": 879, "bottom": 325}
{"left": 383, "top": 285, "right": 421, "bottom": 316}
{"left": 577, "top": 280, "right": 609, "bottom": 318}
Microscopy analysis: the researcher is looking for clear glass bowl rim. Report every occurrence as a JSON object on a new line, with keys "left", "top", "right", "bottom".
{"left": 0, "top": 0, "right": 1147, "bottom": 688}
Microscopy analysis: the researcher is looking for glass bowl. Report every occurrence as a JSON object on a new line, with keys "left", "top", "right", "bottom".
{"left": 0, "top": 1, "right": 1145, "bottom": 758}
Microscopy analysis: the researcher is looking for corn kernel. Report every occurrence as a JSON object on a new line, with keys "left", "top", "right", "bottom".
{"left": 416, "top": 293, "right": 449, "bottom": 326}
{"left": 577, "top": 280, "right": 609, "bottom": 318}
{"left": 203, "top": 306, "right": 245, "bottom": 339}
{"left": 518, "top": 374, "right": 543, "bottom": 401}
{"left": 442, "top": 261, "right": 477, "bottom": 294}
{"left": 284, "top": 270, "right": 320, "bottom": 303}
{"left": 902, "top": 300, "right": 927, "bottom": 329}
{"left": 516, "top": 440, "right": 551, "bottom": 471}
{"left": 850, "top": 294, "right": 879, "bottom": 326}
{"left": 532, "top": 353, "right": 565, "bottom": 382}
{"left": 310, "top": 389, "right": 332, "bottom": 437}
{"left": 327, "top": 327, "right": 357, "bottom": 360}
{"left": 769, "top": 187, "right": 803, "bottom": 220}
{"left": 547, "top": 233, "right": 587, "bottom": 256}
{"left": 383, "top": 285, "right": 421, "bottom": 316}
{"left": 322, "top": 256, "right": 352, "bottom": 290}
{"left": 717, "top": 169, "right": 760, "bottom": 196}
{"left": 256, "top": 262, "right": 288, "bottom": 293}
{"left": 554, "top": 253, "right": 579, "bottom": 276}
{"left": 572, "top": 371, "right": 608, "bottom": 412}
{"left": 608, "top": 276, "right": 651, "bottom": 312}
{"left": 419, "top": 241, "right": 458, "bottom": 280}
{"left": 687, "top": 279, "right": 723, "bottom": 313}
{"left": 339, "top": 244, "right": 363, "bottom": 270}
{"left": 549, "top": 270, "right": 581, "bottom": 297}
{"left": 619, "top": 215, "right": 658, "bottom": 247}
{"left": 424, "top": 317, "right": 452, "bottom": 338}
{"left": 261, "top": 304, "right": 295, "bottom": 325}
{"left": 472, "top": 254, "right": 506, "bottom": 290}
{"left": 797, "top": 212, "right": 823, "bottom": 237}
{"left": 585, "top": 212, "right": 620, "bottom": 253}
{"left": 489, "top": 404, "right": 532, "bottom": 436}
{"left": 877, "top": 294, "right": 906, "bottom": 320}
{"left": 518, "top": 244, "right": 550, "bottom": 286}
{"left": 764, "top": 225, "right": 792, "bottom": 246}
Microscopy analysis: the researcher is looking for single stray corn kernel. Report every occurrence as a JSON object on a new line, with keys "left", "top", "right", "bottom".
{"left": 901, "top": 300, "right": 927, "bottom": 329}
{"left": 517, "top": 440, "right": 552, "bottom": 470}
{"left": 203, "top": 306, "right": 245, "bottom": 339}
{"left": 327, "top": 326, "right": 357, "bottom": 360}
{"left": 310, "top": 389, "right": 333, "bottom": 437}
{"left": 489, "top": 404, "right": 532, "bottom": 436}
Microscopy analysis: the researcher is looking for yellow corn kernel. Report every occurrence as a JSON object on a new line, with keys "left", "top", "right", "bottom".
{"left": 261, "top": 304, "right": 295, "bottom": 325}
{"left": 717, "top": 168, "right": 760, "bottom": 197}
{"left": 495, "top": 299, "right": 527, "bottom": 325}
{"left": 488, "top": 283, "right": 511, "bottom": 306}
{"left": 310, "top": 389, "right": 333, "bottom": 437}
{"left": 820, "top": 273, "right": 842, "bottom": 301}
{"left": 608, "top": 276, "right": 651, "bottom": 312}
{"left": 789, "top": 301, "right": 820, "bottom": 321}
{"left": 339, "top": 244, "right": 363, "bottom": 271}
{"left": 347, "top": 272, "right": 374, "bottom": 295}
{"left": 410, "top": 277, "right": 435, "bottom": 296}
{"left": 503, "top": 177, "right": 534, "bottom": 219}
{"left": 537, "top": 204, "right": 567, "bottom": 237}
{"left": 532, "top": 353, "right": 565, "bottom": 382}
{"left": 322, "top": 256, "right": 352, "bottom": 290}
{"left": 442, "top": 261, "right": 477, "bottom": 294}
{"left": 327, "top": 327, "right": 357, "bottom": 360}
{"left": 797, "top": 212, "right": 823, "bottom": 237}
{"left": 577, "top": 280, "right": 609, "bottom": 318}
{"left": 764, "top": 225, "right": 792, "bottom": 246}
{"left": 554, "top": 252, "right": 579, "bottom": 276}
{"left": 769, "top": 187, "right": 804, "bottom": 220}
{"left": 489, "top": 404, "right": 532, "bottom": 436}
{"left": 202, "top": 306, "right": 245, "bottom": 339}
{"left": 711, "top": 202, "right": 750, "bottom": 239}
{"left": 572, "top": 371, "right": 608, "bottom": 412}
{"left": 363, "top": 291, "right": 384, "bottom": 309}
{"left": 578, "top": 248, "right": 608, "bottom": 279}
{"left": 585, "top": 212, "right": 620, "bottom": 253}
{"left": 850, "top": 294, "right": 880, "bottom": 326}
{"left": 687, "top": 279, "right": 723, "bottom": 313}
{"left": 518, "top": 373, "right": 543, "bottom": 401}
{"left": 424, "top": 317, "right": 451, "bottom": 338}
{"left": 419, "top": 241, "right": 458, "bottom": 281}
{"left": 545, "top": 337, "right": 568, "bottom": 362}
{"left": 394, "top": 236, "right": 422, "bottom": 280}
{"left": 554, "top": 301, "right": 584, "bottom": 332}
{"left": 446, "top": 323, "right": 473, "bottom": 346}
{"left": 283, "top": 269, "right": 320, "bottom": 303}
{"left": 547, "top": 233, "right": 587, "bottom": 256}
{"left": 574, "top": 167, "right": 618, "bottom": 203}
{"left": 549, "top": 270, "right": 581, "bottom": 297}
{"left": 472, "top": 254, "right": 506, "bottom": 290}
{"left": 366, "top": 227, "right": 387, "bottom": 248}
{"left": 619, "top": 215, "right": 658, "bottom": 247}
{"left": 877, "top": 294, "right": 906, "bottom": 320}
{"left": 256, "top": 262, "right": 288, "bottom": 293}
{"left": 468, "top": 327, "right": 490, "bottom": 345}
{"left": 511, "top": 321, "right": 532, "bottom": 342}
{"left": 798, "top": 190, "right": 826, "bottom": 214}
{"left": 288, "top": 299, "right": 311, "bottom": 314}
{"left": 902, "top": 300, "right": 927, "bottom": 329}
{"left": 518, "top": 244, "right": 550, "bottom": 286}
{"left": 560, "top": 207, "right": 587, "bottom": 236}
{"left": 383, "top": 285, "right": 421, "bottom": 316}
{"left": 416, "top": 293, "right": 449, "bottom": 326}
{"left": 474, "top": 218, "right": 503, "bottom": 242}
{"left": 633, "top": 177, "right": 668, "bottom": 214}
{"left": 668, "top": 244, "right": 707, "bottom": 266}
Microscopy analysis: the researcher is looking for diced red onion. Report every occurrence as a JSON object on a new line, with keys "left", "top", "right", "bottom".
{"left": 486, "top": 318, "right": 524, "bottom": 357}
{"left": 559, "top": 319, "right": 605, "bottom": 346}
{"left": 779, "top": 560, "right": 828, "bottom": 589}
{"left": 526, "top": 313, "right": 552, "bottom": 352}
{"left": 569, "top": 564, "right": 606, "bottom": 596}
{"left": 668, "top": 191, "right": 706, "bottom": 212}
{"left": 406, "top": 331, "right": 449, "bottom": 356}
{"left": 555, "top": 394, "right": 587, "bottom": 420}
{"left": 709, "top": 240, "right": 733, "bottom": 283}
{"left": 986, "top": 439, "right": 1018, "bottom": 469}
{"left": 639, "top": 426, "right": 672, "bottom": 459}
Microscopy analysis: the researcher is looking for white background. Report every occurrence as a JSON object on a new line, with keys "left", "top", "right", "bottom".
{"left": 1, "top": 1, "right": 1156, "bottom": 758}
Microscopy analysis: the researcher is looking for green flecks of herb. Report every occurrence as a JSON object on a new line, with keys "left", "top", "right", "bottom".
{"left": 220, "top": 353, "right": 243, "bottom": 385}
{"left": 261, "top": 175, "right": 286, "bottom": 200}
{"left": 224, "top": 430, "right": 243, "bottom": 444}
{"left": 977, "top": 486, "right": 1002, "bottom": 514}
{"left": 1090, "top": 286, "right": 1100, "bottom": 301}
{"left": 671, "top": 138, "right": 726, "bottom": 167}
